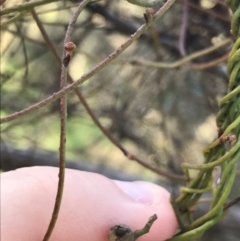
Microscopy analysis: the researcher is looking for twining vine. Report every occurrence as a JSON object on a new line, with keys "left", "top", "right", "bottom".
{"left": 1, "top": 0, "right": 239, "bottom": 240}
{"left": 1, "top": 1, "right": 176, "bottom": 240}
{"left": 109, "top": 0, "right": 240, "bottom": 240}
{"left": 166, "top": 0, "right": 240, "bottom": 240}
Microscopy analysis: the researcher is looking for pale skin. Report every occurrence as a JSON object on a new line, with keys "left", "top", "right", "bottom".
{"left": 1, "top": 167, "right": 178, "bottom": 241}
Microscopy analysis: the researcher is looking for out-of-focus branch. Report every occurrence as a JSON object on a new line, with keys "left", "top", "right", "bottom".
{"left": 127, "top": 0, "right": 165, "bottom": 7}
{"left": 122, "top": 38, "right": 231, "bottom": 69}
{"left": 30, "top": 6, "right": 184, "bottom": 182}
{"left": 0, "top": 0, "right": 61, "bottom": 16}
{"left": 178, "top": 0, "right": 189, "bottom": 56}
{"left": 191, "top": 52, "right": 229, "bottom": 70}
{"left": 1, "top": 11, "right": 27, "bottom": 27}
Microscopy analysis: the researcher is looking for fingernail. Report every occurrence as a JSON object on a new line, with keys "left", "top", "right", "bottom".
{"left": 114, "top": 181, "right": 162, "bottom": 205}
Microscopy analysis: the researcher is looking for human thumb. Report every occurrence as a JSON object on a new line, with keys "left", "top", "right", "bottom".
{"left": 1, "top": 166, "right": 177, "bottom": 241}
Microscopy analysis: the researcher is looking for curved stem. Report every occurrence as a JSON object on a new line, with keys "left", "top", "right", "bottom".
{"left": 42, "top": 1, "right": 92, "bottom": 240}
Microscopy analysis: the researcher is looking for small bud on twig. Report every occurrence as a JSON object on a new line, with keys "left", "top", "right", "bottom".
{"left": 63, "top": 41, "right": 76, "bottom": 68}
{"left": 144, "top": 8, "right": 154, "bottom": 24}
{"left": 65, "top": 41, "right": 76, "bottom": 53}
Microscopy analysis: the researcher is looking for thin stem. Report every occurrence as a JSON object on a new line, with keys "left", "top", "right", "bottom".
{"left": 180, "top": 184, "right": 211, "bottom": 194}
{"left": 190, "top": 52, "right": 229, "bottom": 70}
{"left": 42, "top": 1, "right": 92, "bottom": 240}
{"left": 127, "top": 0, "right": 165, "bottom": 7}
{"left": 187, "top": 163, "right": 237, "bottom": 230}
{"left": 31, "top": 3, "right": 184, "bottom": 181}
{"left": 220, "top": 86, "right": 240, "bottom": 106}
{"left": 133, "top": 214, "right": 158, "bottom": 240}
{"left": 123, "top": 38, "right": 231, "bottom": 69}
{"left": 224, "top": 196, "right": 240, "bottom": 210}
{"left": 179, "top": 0, "right": 189, "bottom": 56}
{"left": 182, "top": 139, "right": 240, "bottom": 170}
{"left": 0, "top": 0, "right": 61, "bottom": 16}
{"left": 1, "top": 11, "right": 27, "bottom": 27}
{"left": 126, "top": 153, "right": 185, "bottom": 180}
{"left": 30, "top": 10, "right": 60, "bottom": 62}
{"left": 170, "top": 192, "right": 186, "bottom": 232}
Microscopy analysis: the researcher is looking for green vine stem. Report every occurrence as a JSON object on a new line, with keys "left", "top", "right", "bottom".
{"left": 167, "top": 1, "right": 240, "bottom": 240}
{"left": 127, "top": 0, "right": 165, "bottom": 7}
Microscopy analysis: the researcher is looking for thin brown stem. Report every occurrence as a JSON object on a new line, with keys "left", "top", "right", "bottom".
{"left": 224, "top": 196, "right": 240, "bottom": 211}
{"left": 31, "top": 5, "right": 184, "bottom": 181}
{"left": 190, "top": 52, "right": 229, "bottom": 70}
{"left": 30, "top": 10, "right": 60, "bottom": 62}
{"left": 179, "top": 0, "right": 189, "bottom": 56}
{"left": 123, "top": 38, "right": 231, "bottom": 69}
{"left": 41, "top": 1, "right": 92, "bottom": 240}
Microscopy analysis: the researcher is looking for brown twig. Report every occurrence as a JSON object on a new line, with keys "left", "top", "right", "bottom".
{"left": 179, "top": 0, "right": 189, "bottom": 56}
{"left": 224, "top": 196, "right": 240, "bottom": 211}
{"left": 41, "top": 1, "right": 91, "bottom": 240}
{"left": 190, "top": 52, "right": 229, "bottom": 70}
{"left": 31, "top": 5, "right": 184, "bottom": 181}
{"left": 122, "top": 38, "right": 231, "bottom": 69}
{"left": 14, "top": 23, "right": 29, "bottom": 83}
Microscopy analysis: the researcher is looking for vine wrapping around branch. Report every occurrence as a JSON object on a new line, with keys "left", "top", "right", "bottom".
{"left": 167, "top": 0, "right": 240, "bottom": 240}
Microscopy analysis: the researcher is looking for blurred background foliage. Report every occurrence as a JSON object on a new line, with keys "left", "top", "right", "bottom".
{"left": 1, "top": 0, "right": 233, "bottom": 177}
{"left": 1, "top": 1, "right": 240, "bottom": 239}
